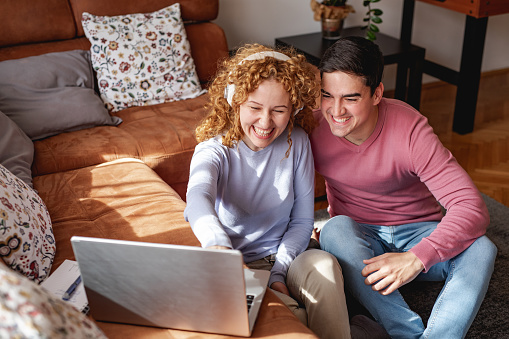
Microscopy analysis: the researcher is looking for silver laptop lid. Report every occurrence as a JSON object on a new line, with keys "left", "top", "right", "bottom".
{"left": 71, "top": 236, "right": 269, "bottom": 337}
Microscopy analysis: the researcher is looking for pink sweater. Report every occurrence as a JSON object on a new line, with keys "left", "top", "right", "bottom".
{"left": 310, "top": 98, "right": 489, "bottom": 270}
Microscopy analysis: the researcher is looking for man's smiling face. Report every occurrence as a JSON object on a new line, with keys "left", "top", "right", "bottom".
{"left": 321, "top": 71, "right": 383, "bottom": 145}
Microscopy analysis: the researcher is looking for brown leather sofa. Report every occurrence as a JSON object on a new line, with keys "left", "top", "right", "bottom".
{"left": 0, "top": 0, "right": 318, "bottom": 337}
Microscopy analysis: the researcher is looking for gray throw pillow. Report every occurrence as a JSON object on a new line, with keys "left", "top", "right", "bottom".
{"left": 0, "top": 49, "right": 122, "bottom": 140}
{"left": 0, "top": 111, "right": 34, "bottom": 187}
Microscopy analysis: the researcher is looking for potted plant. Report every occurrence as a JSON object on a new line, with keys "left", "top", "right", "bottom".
{"left": 311, "top": 0, "right": 383, "bottom": 41}
{"left": 310, "top": 0, "right": 355, "bottom": 39}
{"left": 362, "top": 0, "right": 383, "bottom": 41}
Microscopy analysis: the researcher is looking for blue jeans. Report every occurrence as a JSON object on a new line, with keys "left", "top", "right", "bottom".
{"left": 320, "top": 215, "right": 497, "bottom": 339}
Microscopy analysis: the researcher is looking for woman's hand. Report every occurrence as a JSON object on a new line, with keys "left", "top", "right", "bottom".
{"left": 207, "top": 245, "right": 231, "bottom": 250}
{"left": 312, "top": 228, "right": 320, "bottom": 243}
{"left": 270, "top": 281, "right": 290, "bottom": 296}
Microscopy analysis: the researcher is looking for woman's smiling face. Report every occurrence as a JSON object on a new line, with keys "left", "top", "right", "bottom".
{"left": 239, "top": 79, "right": 292, "bottom": 152}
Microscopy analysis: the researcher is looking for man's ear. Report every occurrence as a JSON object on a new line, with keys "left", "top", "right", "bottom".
{"left": 373, "top": 82, "right": 384, "bottom": 105}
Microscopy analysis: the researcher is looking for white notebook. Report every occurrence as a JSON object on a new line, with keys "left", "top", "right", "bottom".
{"left": 41, "top": 259, "right": 89, "bottom": 314}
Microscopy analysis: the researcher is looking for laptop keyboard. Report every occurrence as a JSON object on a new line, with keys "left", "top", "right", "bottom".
{"left": 246, "top": 294, "right": 255, "bottom": 313}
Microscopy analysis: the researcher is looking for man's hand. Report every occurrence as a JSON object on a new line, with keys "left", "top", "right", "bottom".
{"left": 362, "top": 252, "right": 424, "bottom": 295}
{"left": 271, "top": 281, "right": 290, "bottom": 296}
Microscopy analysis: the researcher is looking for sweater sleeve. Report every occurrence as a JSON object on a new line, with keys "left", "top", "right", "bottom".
{"left": 407, "top": 116, "right": 489, "bottom": 271}
{"left": 269, "top": 134, "right": 315, "bottom": 286}
{"left": 184, "top": 141, "right": 233, "bottom": 249}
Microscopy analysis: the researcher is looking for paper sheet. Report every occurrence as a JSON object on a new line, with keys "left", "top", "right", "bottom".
{"left": 41, "top": 259, "right": 89, "bottom": 314}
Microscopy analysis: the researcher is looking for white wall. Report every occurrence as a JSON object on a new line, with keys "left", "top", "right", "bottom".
{"left": 214, "top": 0, "right": 509, "bottom": 89}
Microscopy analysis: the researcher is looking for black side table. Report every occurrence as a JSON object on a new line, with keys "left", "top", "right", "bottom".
{"left": 275, "top": 27, "right": 425, "bottom": 110}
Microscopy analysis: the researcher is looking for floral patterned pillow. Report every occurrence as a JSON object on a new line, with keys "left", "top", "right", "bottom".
{"left": 81, "top": 3, "right": 206, "bottom": 112}
{"left": 0, "top": 264, "right": 107, "bottom": 339}
{"left": 0, "top": 164, "right": 55, "bottom": 283}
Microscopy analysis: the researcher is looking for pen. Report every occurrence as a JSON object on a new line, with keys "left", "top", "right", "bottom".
{"left": 62, "top": 275, "right": 82, "bottom": 301}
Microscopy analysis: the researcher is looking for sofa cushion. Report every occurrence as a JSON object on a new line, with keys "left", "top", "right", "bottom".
{"left": 0, "top": 49, "right": 122, "bottom": 140}
{"left": 185, "top": 22, "right": 229, "bottom": 86}
{"left": 0, "top": 164, "right": 55, "bottom": 283}
{"left": 0, "top": 38, "right": 92, "bottom": 62}
{"left": 0, "top": 0, "right": 76, "bottom": 48}
{"left": 33, "top": 158, "right": 200, "bottom": 271}
{"left": 0, "top": 111, "right": 34, "bottom": 187}
{"left": 82, "top": 3, "right": 205, "bottom": 112}
{"left": 32, "top": 94, "right": 209, "bottom": 199}
{"left": 0, "top": 264, "right": 107, "bottom": 339}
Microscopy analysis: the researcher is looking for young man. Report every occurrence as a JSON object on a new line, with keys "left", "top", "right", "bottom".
{"left": 310, "top": 36, "right": 497, "bottom": 339}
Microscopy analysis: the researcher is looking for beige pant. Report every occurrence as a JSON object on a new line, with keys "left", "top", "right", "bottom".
{"left": 247, "top": 249, "right": 351, "bottom": 339}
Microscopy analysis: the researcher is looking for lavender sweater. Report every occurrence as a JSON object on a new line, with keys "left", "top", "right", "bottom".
{"left": 310, "top": 98, "right": 489, "bottom": 271}
{"left": 184, "top": 127, "right": 315, "bottom": 286}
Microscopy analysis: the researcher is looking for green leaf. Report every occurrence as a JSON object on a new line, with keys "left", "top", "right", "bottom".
{"left": 363, "top": 17, "right": 370, "bottom": 22}
{"left": 129, "top": 93, "right": 135, "bottom": 98}
{"left": 372, "top": 16, "right": 382, "bottom": 23}
{"left": 363, "top": 0, "right": 370, "bottom": 5}
{"left": 109, "top": 25, "right": 116, "bottom": 30}
{"left": 156, "top": 88, "right": 163, "bottom": 93}
{"left": 372, "top": 9, "right": 383, "bottom": 15}
{"left": 369, "top": 24, "right": 380, "bottom": 32}
{"left": 112, "top": 88, "right": 119, "bottom": 92}
{"left": 366, "top": 30, "right": 376, "bottom": 40}
{"left": 159, "top": 58, "right": 166, "bottom": 62}
{"left": 371, "top": 0, "right": 381, "bottom": 2}
{"left": 140, "top": 62, "right": 145, "bottom": 69}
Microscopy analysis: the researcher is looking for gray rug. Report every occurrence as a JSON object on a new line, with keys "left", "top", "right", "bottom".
{"left": 314, "top": 193, "right": 509, "bottom": 338}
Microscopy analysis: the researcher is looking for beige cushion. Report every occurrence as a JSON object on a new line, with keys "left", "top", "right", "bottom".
{"left": 0, "top": 164, "right": 55, "bottom": 283}
{"left": 0, "top": 264, "right": 107, "bottom": 339}
{"left": 82, "top": 3, "right": 205, "bottom": 112}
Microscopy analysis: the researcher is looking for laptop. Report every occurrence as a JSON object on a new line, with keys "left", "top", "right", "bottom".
{"left": 70, "top": 236, "right": 270, "bottom": 337}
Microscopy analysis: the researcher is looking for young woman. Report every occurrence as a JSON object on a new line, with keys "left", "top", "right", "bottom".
{"left": 184, "top": 44, "right": 360, "bottom": 338}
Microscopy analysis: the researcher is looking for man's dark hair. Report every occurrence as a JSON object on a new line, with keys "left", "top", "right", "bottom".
{"left": 318, "top": 36, "right": 384, "bottom": 95}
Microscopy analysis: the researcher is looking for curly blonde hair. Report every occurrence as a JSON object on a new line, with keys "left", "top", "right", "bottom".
{"left": 195, "top": 43, "right": 320, "bottom": 156}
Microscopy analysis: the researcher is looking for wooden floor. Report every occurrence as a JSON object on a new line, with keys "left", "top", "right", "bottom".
{"left": 420, "top": 68, "right": 509, "bottom": 207}
{"left": 315, "top": 68, "right": 509, "bottom": 210}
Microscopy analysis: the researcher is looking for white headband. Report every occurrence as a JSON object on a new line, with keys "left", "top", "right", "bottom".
{"left": 224, "top": 51, "right": 303, "bottom": 115}
{"left": 241, "top": 51, "right": 290, "bottom": 62}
